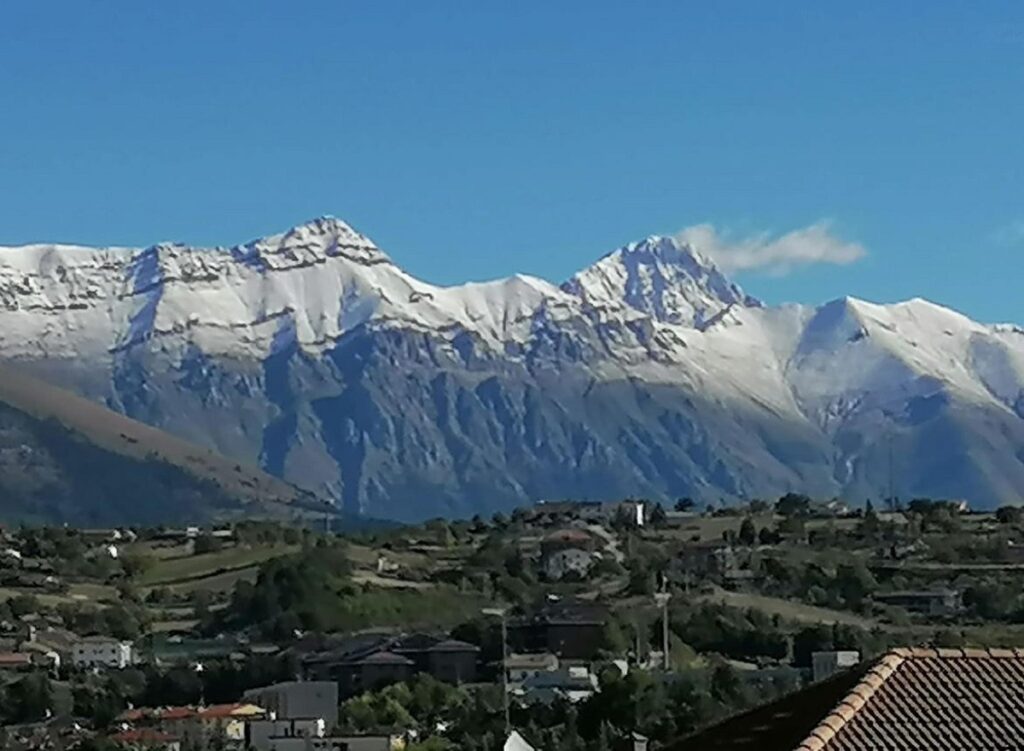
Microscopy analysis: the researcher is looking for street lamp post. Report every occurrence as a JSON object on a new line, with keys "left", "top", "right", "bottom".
{"left": 482, "top": 606, "right": 511, "bottom": 737}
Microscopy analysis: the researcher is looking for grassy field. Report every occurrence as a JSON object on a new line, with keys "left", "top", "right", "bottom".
{"left": 698, "top": 587, "right": 878, "bottom": 629}
{"left": 137, "top": 543, "right": 299, "bottom": 587}
{"left": 0, "top": 361, "right": 309, "bottom": 510}
{"left": 650, "top": 513, "right": 862, "bottom": 544}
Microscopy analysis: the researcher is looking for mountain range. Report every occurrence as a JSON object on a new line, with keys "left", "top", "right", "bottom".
{"left": 2, "top": 216, "right": 1023, "bottom": 520}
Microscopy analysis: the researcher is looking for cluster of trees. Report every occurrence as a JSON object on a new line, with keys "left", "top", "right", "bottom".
{"left": 4, "top": 654, "right": 298, "bottom": 731}
{"left": 335, "top": 658, "right": 795, "bottom": 750}
{"left": 760, "top": 557, "right": 878, "bottom": 612}
{"left": 219, "top": 541, "right": 485, "bottom": 639}
{"left": 220, "top": 541, "right": 353, "bottom": 638}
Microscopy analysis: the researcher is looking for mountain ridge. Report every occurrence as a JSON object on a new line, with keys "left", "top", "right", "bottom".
{"left": 0, "top": 361, "right": 319, "bottom": 524}
{"left": 2, "top": 217, "right": 1023, "bottom": 519}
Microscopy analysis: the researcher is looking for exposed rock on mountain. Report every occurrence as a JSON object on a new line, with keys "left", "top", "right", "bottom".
{"left": 2, "top": 217, "right": 1023, "bottom": 519}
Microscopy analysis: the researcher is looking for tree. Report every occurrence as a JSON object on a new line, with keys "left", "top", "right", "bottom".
{"left": 738, "top": 518, "right": 757, "bottom": 546}
{"left": 193, "top": 533, "right": 223, "bottom": 555}
{"left": 675, "top": 498, "right": 695, "bottom": 512}
{"left": 649, "top": 503, "right": 668, "bottom": 527}
{"left": 996, "top": 506, "right": 1024, "bottom": 525}
{"left": 775, "top": 493, "right": 812, "bottom": 518}
{"left": 6, "top": 673, "right": 53, "bottom": 723}
{"left": 834, "top": 562, "right": 877, "bottom": 609}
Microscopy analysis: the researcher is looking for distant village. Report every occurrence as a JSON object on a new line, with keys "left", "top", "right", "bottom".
{"left": 0, "top": 494, "right": 1019, "bottom": 750}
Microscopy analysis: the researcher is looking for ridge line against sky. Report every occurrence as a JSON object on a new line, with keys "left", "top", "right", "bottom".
{"left": 0, "top": 2, "right": 1021, "bottom": 322}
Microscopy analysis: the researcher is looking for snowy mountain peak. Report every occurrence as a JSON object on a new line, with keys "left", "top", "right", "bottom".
{"left": 562, "top": 234, "right": 760, "bottom": 327}
{"left": 240, "top": 215, "right": 391, "bottom": 268}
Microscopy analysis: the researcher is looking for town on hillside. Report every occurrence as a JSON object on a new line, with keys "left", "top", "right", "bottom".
{"left": 0, "top": 495, "right": 1022, "bottom": 749}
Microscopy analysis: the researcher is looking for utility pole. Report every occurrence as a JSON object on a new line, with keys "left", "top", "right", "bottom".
{"left": 654, "top": 592, "right": 671, "bottom": 671}
{"left": 483, "top": 606, "right": 511, "bottom": 737}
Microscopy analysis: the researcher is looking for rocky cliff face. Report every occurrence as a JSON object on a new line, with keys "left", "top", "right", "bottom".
{"left": 3, "top": 217, "right": 1024, "bottom": 519}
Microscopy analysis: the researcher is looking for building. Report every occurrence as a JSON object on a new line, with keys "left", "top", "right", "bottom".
{"left": 196, "top": 703, "right": 268, "bottom": 744}
{"left": 540, "top": 531, "right": 596, "bottom": 581}
{"left": 304, "top": 633, "right": 479, "bottom": 695}
{"left": 263, "top": 735, "right": 403, "bottom": 751}
{"left": 116, "top": 706, "right": 197, "bottom": 740}
{"left": 873, "top": 589, "right": 962, "bottom": 617}
{"left": 243, "top": 681, "right": 339, "bottom": 728}
{"left": 666, "top": 647, "right": 1024, "bottom": 750}
{"left": 391, "top": 633, "right": 480, "bottom": 684}
{"left": 811, "top": 650, "right": 860, "bottom": 682}
{"left": 676, "top": 542, "right": 739, "bottom": 579}
{"left": 108, "top": 729, "right": 182, "bottom": 751}
{"left": 511, "top": 600, "right": 609, "bottom": 659}
{"left": 531, "top": 499, "right": 645, "bottom": 526}
{"left": 0, "top": 651, "right": 33, "bottom": 672}
{"left": 117, "top": 703, "right": 267, "bottom": 747}
{"left": 140, "top": 634, "right": 255, "bottom": 665}
{"left": 72, "top": 636, "right": 133, "bottom": 668}
{"left": 316, "top": 650, "right": 416, "bottom": 696}
{"left": 504, "top": 731, "right": 536, "bottom": 751}
{"left": 505, "top": 652, "right": 559, "bottom": 684}
{"left": 247, "top": 718, "right": 326, "bottom": 751}
{"left": 516, "top": 665, "right": 598, "bottom": 705}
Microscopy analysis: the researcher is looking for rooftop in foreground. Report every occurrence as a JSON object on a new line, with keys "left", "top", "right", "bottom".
{"left": 668, "top": 647, "right": 1024, "bottom": 751}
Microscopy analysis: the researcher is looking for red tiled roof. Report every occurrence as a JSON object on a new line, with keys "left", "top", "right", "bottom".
{"left": 797, "top": 648, "right": 1024, "bottom": 750}
{"left": 158, "top": 707, "right": 196, "bottom": 720}
{"left": 117, "top": 706, "right": 197, "bottom": 722}
{"left": 668, "top": 647, "right": 1024, "bottom": 751}
{"left": 0, "top": 652, "right": 32, "bottom": 666}
{"left": 109, "top": 728, "right": 178, "bottom": 743}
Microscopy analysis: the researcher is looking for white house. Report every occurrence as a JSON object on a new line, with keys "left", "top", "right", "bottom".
{"left": 72, "top": 636, "right": 133, "bottom": 669}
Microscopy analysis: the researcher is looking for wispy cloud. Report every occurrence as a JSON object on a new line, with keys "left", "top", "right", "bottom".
{"left": 676, "top": 220, "right": 867, "bottom": 275}
{"left": 993, "top": 220, "right": 1024, "bottom": 246}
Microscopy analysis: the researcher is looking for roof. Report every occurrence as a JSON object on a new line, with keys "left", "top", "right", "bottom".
{"left": 524, "top": 599, "right": 609, "bottom": 626}
{"left": 117, "top": 706, "right": 197, "bottom": 722}
{"left": 0, "top": 652, "right": 31, "bottom": 666}
{"left": 356, "top": 650, "right": 415, "bottom": 666}
{"left": 428, "top": 639, "right": 480, "bottom": 653}
{"left": 197, "top": 702, "right": 266, "bottom": 719}
{"left": 543, "top": 529, "right": 592, "bottom": 544}
{"left": 76, "top": 635, "right": 129, "bottom": 644}
{"left": 670, "top": 647, "right": 1024, "bottom": 751}
{"left": 504, "top": 730, "right": 536, "bottom": 751}
{"left": 109, "top": 728, "right": 179, "bottom": 743}
{"left": 505, "top": 652, "right": 558, "bottom": 668}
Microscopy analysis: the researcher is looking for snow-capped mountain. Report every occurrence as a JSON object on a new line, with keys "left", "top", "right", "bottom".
{"left": 2, "top": 216, "right": 1023, "bottom": 519}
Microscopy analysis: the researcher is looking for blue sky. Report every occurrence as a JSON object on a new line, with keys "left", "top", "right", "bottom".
{"left": 1, "top": 2, "right": 1022, "bottom": 321}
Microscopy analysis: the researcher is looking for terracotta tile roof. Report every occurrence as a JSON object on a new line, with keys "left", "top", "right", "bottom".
{"left": 196, "top": 702, "right": 266, "bottom": 718}
{"left": 0, "top": 652, "right": 32, "bottom": 666}
{"left": 667, "top": 647, "right": 1024, "bottom": 751}
{"left": 109, "top": 728, "right": 178, "bottom": 744}
{"left": 797, "top": 647, "right": 1024, "bottom": 750}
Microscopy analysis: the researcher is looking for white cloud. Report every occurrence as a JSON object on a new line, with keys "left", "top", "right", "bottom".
{"left": 675, "top": 220, "right": 867, "bottom": 275}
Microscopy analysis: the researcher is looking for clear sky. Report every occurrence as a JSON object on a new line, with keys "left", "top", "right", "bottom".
{"left": 1, "top": 2, "right": 1022, "bottom": 322}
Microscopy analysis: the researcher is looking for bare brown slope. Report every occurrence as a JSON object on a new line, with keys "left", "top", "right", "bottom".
{"left": 0, "top": 362, "right": 318, "bottom": 515}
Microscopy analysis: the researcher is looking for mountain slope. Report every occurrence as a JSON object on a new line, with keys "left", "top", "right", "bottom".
{"left": 1, "top": 217, "right": 1023, "bottom": 518}
{"left": 0, "top": 362, "right": 317, "bottom": 524}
